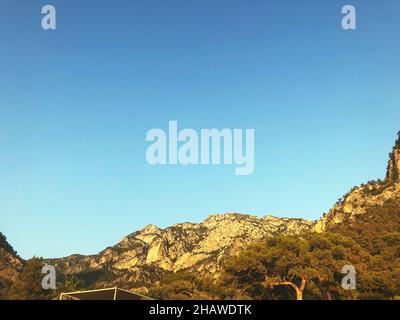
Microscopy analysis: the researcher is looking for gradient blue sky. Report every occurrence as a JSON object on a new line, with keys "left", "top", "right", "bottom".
{"left": 1, "top": 0, "right": 399, "bottom": 259}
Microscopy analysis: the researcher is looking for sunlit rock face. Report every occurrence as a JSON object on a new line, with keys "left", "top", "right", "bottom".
{"left": 386, "top": 133, "right": 400, "bottom": 182}
{"left": 50, "top": 213, "right": 314, "bottom": 287}
{"left": 313, "top": 181, "right": 400, "bottom": 233}
{"left": 314, "top": 132, "right": 400, "bottom": 233}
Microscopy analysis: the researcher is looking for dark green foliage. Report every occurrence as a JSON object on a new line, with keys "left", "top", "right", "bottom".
{"left": 7, "top": 258, "right": 88, "bottom": 300}
{"left": 8, "top": 257, "right": 54, "bottom": 300}
{"left": 71, "top": 267, "right": 116, "bottom": 288}
{"left": 330, "top": 199, "right": 400, "bottom": 253}
{"left": 52, "top": 275, "right": 84, "bottom": 298}
{"left": 219, "top": 233, "right": 362, "bottom": 300}
{"left": 219, "top": 198, "right": 400, "bottom": 300}
{"left": 148, "top": 271, "right": 220, "bottom": 300}
{"left": 395, "top": 131, "right": 400, "bottom": 148}
{"left": 0, "top": 232, "right": 18, "bottom": 257}
{"left": 0, "top": 278, "right": 12, "bottom": 300}
{"left": 0, "top": 232, "right": 22, "bottom": 299}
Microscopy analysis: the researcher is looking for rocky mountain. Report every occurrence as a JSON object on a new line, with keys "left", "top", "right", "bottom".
{"left": 45, "top": 131, "right": 400, "bottom": 291}
{"left": 314, "top": 131, "right": 400, "bottom": 232}
{"left": 2, "top": 131, "right": 400, "bottom": 295}
{"left": 49, "top": 214, "right": 314, "bottom": 289}
{"left": 0, "top": 233, "right": 23, "bottom": 297}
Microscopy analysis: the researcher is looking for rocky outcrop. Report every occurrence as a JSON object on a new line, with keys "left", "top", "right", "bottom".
{"left": 386, "top": 131, "right": 400, "bottom": 182}
{"left": 313, "top": 181, "right": 400, "bottom": 232}
{"left": 314, "top": 131, "right": 400, "bottom": 232}
{"left": 50, "top": 214, "right": 314, "bottom": 287}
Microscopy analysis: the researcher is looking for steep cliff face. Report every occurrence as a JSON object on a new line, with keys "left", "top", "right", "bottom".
{"left": 386, "top": 132, "right": 400, "bottom": 182}
{"left": 50, "top": 214, "right": 314, "bottom": 287}
{"left": 314, "top": 132, "right": 400, "bottom": 232}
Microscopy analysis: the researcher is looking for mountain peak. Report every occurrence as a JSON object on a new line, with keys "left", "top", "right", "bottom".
{"left": 386, "top": 131, "right": 400, "bottom": 182}
{"left": 142, "top": 224, "right": 160, "bottom": 234}
{"left": 203, "top": 213, "right": 257, "bottom": 224}
{"left": 49, "top": 213, "right": 314, "bottom": 287}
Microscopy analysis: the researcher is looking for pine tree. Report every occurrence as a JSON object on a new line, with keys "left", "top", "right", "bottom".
{"left": 8, "top": 257, "right": 54, "bottom": 300}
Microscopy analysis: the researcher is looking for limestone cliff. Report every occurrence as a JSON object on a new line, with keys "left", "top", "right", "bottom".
{"left": 314, "top": 131, "right": 400, "bottom": 232}
{"left": 49, "top": 214, "right": 314, "bottom": 288}
{"left": 386, "top": 131, "right": 400, "bottom": 182}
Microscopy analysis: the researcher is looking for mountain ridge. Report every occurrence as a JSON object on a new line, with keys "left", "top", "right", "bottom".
{"left": 1, "top": 131, "right": 400, "bottom": 295}
{"left": 48, "top": 131, "right": 400, "bottom": 291}
{"left": 48, "top": 213, "right": 315, "bottom": 289}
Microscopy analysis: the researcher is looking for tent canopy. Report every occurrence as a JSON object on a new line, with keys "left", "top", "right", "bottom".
{"left": 60, "top": 287, "right": 152, "bottom": 300}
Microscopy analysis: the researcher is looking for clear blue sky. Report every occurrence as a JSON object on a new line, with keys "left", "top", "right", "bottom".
{"left": 1, "top": 0, "right": 399, "bottom": 259}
